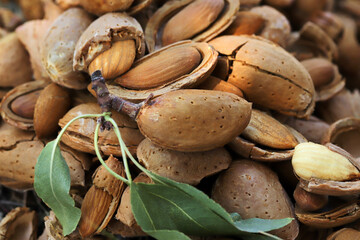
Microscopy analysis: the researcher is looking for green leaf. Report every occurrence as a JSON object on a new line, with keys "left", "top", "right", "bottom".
{"left": 143, "top": 170, "right": 234, "bottom": 224}
{"left": 34, "top": 140, "right": 81, "bottom": 235}
{"left": 131, "top": 172, "right": 292, "bottom": 240}
{"left": 234, "top": 218, "right": 293, "bottom": 233}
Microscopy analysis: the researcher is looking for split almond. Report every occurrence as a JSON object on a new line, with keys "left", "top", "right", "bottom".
{"left": 162, "top": 0, "right": 225, "bottom": 46}
{"left": 79, "top": 155, "right": 126, "bottom": 237}
{"left": 116, "top": 45, "right": 201, "bottom": 89}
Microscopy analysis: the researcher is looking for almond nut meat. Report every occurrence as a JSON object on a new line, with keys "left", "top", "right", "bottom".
{"left": 293, "top": 142, "right": 360, "bottom": 196}
{"left": 228, "top": 109, "right": 307, "bottom": 161}
{"left": 58, "top": 103, "right": 144, "bottom": 156}
{"left": 212, "top": 160, "right": 299, "bottom": 240}
{"left": 145, "top": 0, "right": 240, "bottom": 52}
{"left": 136, "top": 138, "right": 232, "bottom": 185}
{"left": 209, "top": 35, "right": 316, "bottom": 118}
{"left": 197, "top": 75, "right": 244, "bottom": 98}
{"left": 103, "top": 41, "right": 218, "bottom": 102}
{"left": 0, "top": 81, "right": 49, "bottom": 131}
{"left": 79, "top": 155, "right": 126, "bottom": 237}
{"left": 73, "top": 12, "right": 145, "bottom": 80}
{"left": 0, "top": 122, "right": 86, "bottom": 190}
{"left": 33, "top": 83, "right": 72, "bottom": 139}
{"left": 135, "top": 89, "right": 252, "bottom": 152}
{"left": 41, "top": 8, "right": 93, "bottom": 89}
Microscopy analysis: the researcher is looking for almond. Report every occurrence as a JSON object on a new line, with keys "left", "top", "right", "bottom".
{"left": 116, "top": 45, "right": 201, "bottom": 89}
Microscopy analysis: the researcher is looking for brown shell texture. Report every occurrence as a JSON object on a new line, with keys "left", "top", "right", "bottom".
{"left": 41, "top": 8, "right": 93, "bottom": 89}
{"left": 136, "top": 89, "right": 252, "bottom": 152}
{"left": 209, "top": 35, "right": 315, "bottom": 118}
{"left": 137, "top": 138, "right": 232, "bottom": 185}
{"left": 0, "top": 33, "right": 32, "bottom": 88}
{"left": 73, "top": 12, "right": 145, "bottom": 72}
{"left": 212, "top": 160, "right": 299, "bottom": 240}
{"left": 58, "top": 103, "right": 144, "bottom": 156}
{"left": 0, "top": 122, "right": 85, "bottom": 190}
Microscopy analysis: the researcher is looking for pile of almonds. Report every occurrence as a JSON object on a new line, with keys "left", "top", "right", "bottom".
{"left": 0, "top": 0, "right": 360, "bottom": 239}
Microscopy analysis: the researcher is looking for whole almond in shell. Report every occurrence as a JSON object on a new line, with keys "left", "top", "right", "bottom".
{"left": 136, "top": 89, "right": 252, "bottom": 152}
{"left": 209, "top": 35, "right": 315, "bottom": 118}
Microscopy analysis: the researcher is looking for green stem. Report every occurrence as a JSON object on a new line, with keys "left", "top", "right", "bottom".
{"left": 55, "top": 113, "right": 107, "bottom": 144}
{"left": 104, "top": 115, "right": 132, "bottom": 183}
{"left": 94, "top": 122, "right": 130, "bottom": 185}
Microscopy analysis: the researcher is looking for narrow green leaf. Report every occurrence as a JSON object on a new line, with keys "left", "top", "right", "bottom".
{"left": 131, "top": 182, "right": 240, "bottom": 237}
{"left": 234, "top": 218, "right": 293, "bottom": 233}
{"left": 143, "top": 171, "right": 234, "bottom": 224}
{"left": 34, "top": 140, "right": 81, "bottom": 235}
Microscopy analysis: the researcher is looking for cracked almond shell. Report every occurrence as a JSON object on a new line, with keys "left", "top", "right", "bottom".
{"left": 0, "top": 122, "right": 86, "bottom": 190}
{"left": 73, "top": 12, "right": 145, "bottom": 73}
{"left": 59, "top": 103, "right": 144, "bottom": 156}
{"left": 294, "top": 143, "right": 360, "bottom": 196}
{"left": 295, "top": 200, "right": 360, "bottom": 228}
{"left": 0, "top": 81, "right": 48, "bottom": 131}
{"left": 0, "top": 207, "right": 37, "bottom": 240}
{"left": 41, "top": 8, "right": 93, "bottom": 89}
{"left": 322, "top": 117, "right": 360, "bottom": 158}
{"left": 137, "top": 138, "right": 231, "bottom": 185}
{"left": 104, "top": 41, "right": 218, "bottom": 102}
{"left": 136, "top": 89, "right": 252, "bottom": 152}
{"left": 209, "top": 35, "right": 316, "bottom": 118}
{"left": 145, "top": 0, "right": 240, "bottom": 52}
{"left": 228, "top": 109, "right": 307, "bottom": 161}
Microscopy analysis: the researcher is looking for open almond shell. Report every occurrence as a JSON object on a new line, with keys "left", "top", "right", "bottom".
{"left": 145, "top": 0, "right": 239, "bottom": 52}
{"left": 101, "top": 41, "right": 218, "bottom": 102}
{"left": 297, "top": 143, "right": 360, "bottom": 196}
{"left": 73, "top": 12, "right": 145, "bottom": 73}
{"left": 322, "top": 117, "right": 360, "bottom": 158}
{"left": 0, "top": 207, "right": 37, "bottom": 240}
{"left": 295, "top": 200, "right": 360, "bottom": 228}
{"left": 228, "top": 109, "right": 307, "bottom": 162}
{"left": 0, "top": 81, "right": 48, "bottom": 131}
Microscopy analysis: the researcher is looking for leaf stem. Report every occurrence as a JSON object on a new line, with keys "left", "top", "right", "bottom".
{"left": 104, "top": 115, "right": 132, "bottom": 183}
{"left": 56, "top": 113, "right": 107, "bottom": 144}
{"left": 94, "top": 122, "right": 130, "bottom": 185}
